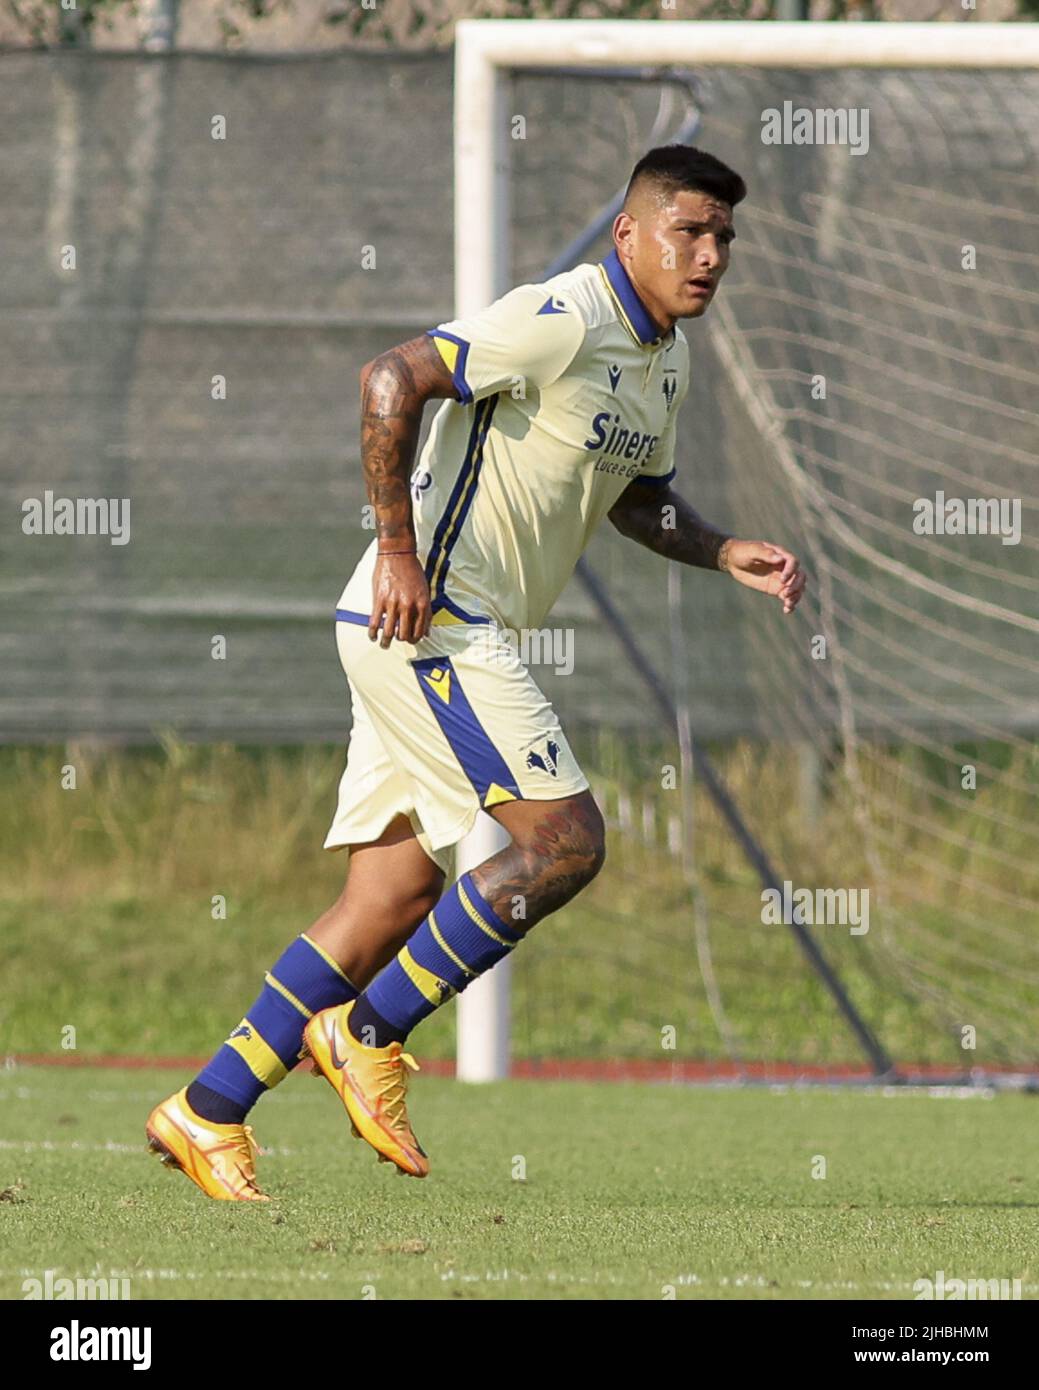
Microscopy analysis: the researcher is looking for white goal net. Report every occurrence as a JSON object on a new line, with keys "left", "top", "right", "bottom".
{"left": 457, "top": 22, "right": 1039, "bottom": 1079}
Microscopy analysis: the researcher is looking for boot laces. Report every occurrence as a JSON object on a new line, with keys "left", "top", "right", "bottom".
{"left": 375, "top": 1047, "right": 420, "bottom": 1128}
{"left": 234, "top": 1124, "right": 263, "bottom": 1191}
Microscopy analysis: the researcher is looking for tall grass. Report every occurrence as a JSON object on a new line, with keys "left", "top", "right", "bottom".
{"left": 1, "top": 735, "right": 1035, "bottom": 1066}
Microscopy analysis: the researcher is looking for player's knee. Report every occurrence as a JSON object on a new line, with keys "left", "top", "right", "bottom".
{"left": 376, "top": 880, "right": 441, "bottom": 933}
{"left": 333, "top": 862, "right": 442, "bottom": 932}
{"left": 529, "top": 794, "right": 606, "bottom": 895}
{"left": 575, "top": 799, "right": 607, "bottom": 887}
{"left": 408, "top": 882, "right": 443, "bottom": 924}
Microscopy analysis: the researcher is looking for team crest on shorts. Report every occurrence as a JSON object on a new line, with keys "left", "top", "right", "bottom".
{"left": 526, "top": 738, "right": 561, "bottom": 777}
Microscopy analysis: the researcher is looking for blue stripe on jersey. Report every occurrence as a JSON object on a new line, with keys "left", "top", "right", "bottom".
{"left": 432, "top": 594, "right": 492, "bottom": 625}
{"left": 425, "top": 396, "right": 497, "bottom": 612}
{"left": 437, "top": 397, "right": 497, "bottom": 596}
{"left": 411, "top": 654, "right": 521, "bottom": 806}
{"left": 335, "top": 603, "right": 489, "bottom": 629}
{"left": 424, "top": 400, "right": 488, "bottom": 591}
{"left": 425, "top": 329, "right": 473, "bottom": 405}
{"left": 631, "top": 467, "right": 676, "bottom": 488}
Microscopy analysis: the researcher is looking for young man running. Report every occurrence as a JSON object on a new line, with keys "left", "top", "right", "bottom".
{"left": 146, "top": 145, "right": 806, "bottom": 1198}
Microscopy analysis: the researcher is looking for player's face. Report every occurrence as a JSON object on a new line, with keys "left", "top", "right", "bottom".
{"left": 626, "top": 189, "right": 735, "bottom": 326}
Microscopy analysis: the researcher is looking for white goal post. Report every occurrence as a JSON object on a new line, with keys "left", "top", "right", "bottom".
{"left": 452, "top": 18, "right": 1039, "bottom": 1084}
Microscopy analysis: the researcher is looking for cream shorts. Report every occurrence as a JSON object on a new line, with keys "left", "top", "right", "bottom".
{"left": 323, "top": 562, "right": 589, "bottom": 875}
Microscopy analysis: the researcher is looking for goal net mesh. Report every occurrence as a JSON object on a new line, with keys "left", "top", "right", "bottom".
{"left": 504, "top": 63, "right": 1039, "bottom": 1075}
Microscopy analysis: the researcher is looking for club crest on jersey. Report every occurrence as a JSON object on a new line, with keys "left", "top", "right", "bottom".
{"left": 662, "top": 372, "right": 678, "bottom": 409}
{"left": 526, "top": 738, "right": 561, "bottom": 777}
{"left": 537, "top": 295, "right": 568, "bottom": 316}
{"left": 607, "top": 363, "right": 622, "bottom": 393}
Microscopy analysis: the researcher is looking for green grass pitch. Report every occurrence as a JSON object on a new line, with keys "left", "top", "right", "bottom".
{"left": 1, "top": 1066, "right": 1035, "bottom": 1301}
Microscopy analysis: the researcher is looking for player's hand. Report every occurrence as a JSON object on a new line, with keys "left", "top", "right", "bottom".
{"left": 370, "top": 552, "right": 432, "bottom": 647}
{"left": 719, "top": 539, "right": 807, "bottom": 615}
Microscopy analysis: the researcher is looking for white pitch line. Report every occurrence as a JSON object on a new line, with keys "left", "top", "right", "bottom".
{"left": 2, "top": 1267, "right": 333, "bottom": 1285}
{"left": 0, "top": 1139, "right": 294, "bottom": 1156}
{"left": 0, "top": 1085, "right": 323, "bottom": 1107}
{"left": 4, "top": 1264, "right": 1035, "bottom": 1296}
{"left": 437, "top": 1268, "right": 1039, "bottom": 1295}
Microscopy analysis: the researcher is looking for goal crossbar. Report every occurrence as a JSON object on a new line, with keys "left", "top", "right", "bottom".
{"left": 455, "top": 21, "right": 1039, "bottom": 312}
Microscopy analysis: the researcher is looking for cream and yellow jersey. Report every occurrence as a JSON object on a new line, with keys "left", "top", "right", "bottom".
{"left": 342, "top": 249, "right": 690, "bottom": 635}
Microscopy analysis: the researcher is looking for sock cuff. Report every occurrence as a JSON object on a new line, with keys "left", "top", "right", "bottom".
{"left": 300, "top": 932, "right": 358, "bottom": 991}
{"left": 267, "top": 934, "right": 359, "bottom": 1016}
{"left": 457, "top": 872, "right": 524, "bottom": 944}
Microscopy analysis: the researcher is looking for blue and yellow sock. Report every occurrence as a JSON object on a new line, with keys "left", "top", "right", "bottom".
{"left": 187, "top": 933, "right": 357, "bottom": 1124}
{"left": 348, "top": 872, "right": 522, "bottom": 1048}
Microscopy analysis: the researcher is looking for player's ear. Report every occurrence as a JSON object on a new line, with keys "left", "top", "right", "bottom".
{"left": 611, "top": 209, "right": 635, "bottom": 255}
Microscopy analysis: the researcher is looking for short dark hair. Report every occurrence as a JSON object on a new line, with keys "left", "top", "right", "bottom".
{"left": 624, "top": 145, "right": 747, "bottom": 210}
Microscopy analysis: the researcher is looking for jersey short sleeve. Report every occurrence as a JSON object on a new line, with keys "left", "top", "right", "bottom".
{"left": 633, "top": 337, "right": 690, "bottom": 488}
{"left": 427, "top": 283, "right": 587, "bottom": 406}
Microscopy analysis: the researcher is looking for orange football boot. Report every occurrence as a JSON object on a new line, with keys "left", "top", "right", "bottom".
{"left": 304, "top": 1000, "right": 429, "bottom": 1177}
{"left": 145, "top": 1087, "right": 269, "bottom": 1201}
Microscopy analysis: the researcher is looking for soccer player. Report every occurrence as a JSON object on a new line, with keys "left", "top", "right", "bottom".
{"left": 146, "top": 145, "right": 805, "bottom": 1197}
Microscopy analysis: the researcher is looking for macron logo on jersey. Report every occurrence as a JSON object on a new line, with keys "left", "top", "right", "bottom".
{"left": 537, "top": 295, "right": 568, "bottom": 315}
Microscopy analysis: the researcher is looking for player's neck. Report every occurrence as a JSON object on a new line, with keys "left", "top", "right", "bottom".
{"left": 627, "top": 271, "right": 675, "bottom": 336}
{"left": 606, "top": 249, "right": 675, "bottom": 341}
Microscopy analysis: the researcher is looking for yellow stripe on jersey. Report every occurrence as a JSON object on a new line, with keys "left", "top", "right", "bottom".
{"left": 483, "top": 782, "right": 518, "bottom": 809}
{"left": 431, "top": 335, "right": 460, "bottom": 375}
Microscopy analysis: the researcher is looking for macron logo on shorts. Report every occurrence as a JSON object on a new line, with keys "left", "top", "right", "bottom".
{"left": 421, "top": 667, "right": 452, "bottom": 703}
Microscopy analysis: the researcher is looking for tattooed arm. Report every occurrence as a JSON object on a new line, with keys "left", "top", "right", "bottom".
{"left": 608, "top": 482, "right": 732, "bottom": 570}
{"left": 360, "top": 336, "right": 457, "bottom": 647}
{"left": 608, "top": 482, "right": 807, "bottom": 614}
